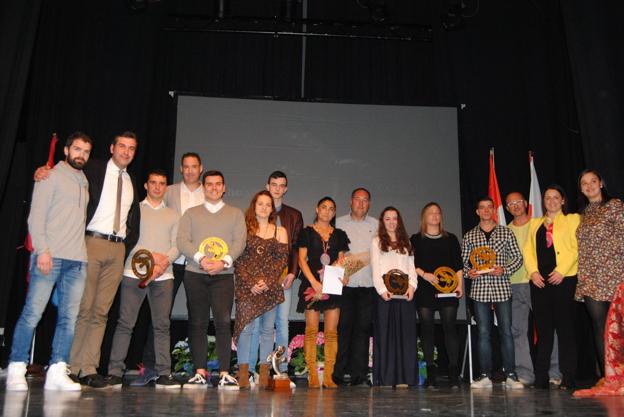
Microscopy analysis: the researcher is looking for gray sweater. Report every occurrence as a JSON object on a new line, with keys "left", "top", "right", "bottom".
{"left": 124, "top": 201, "right": 180, "bottom": 280}
{"left": 28, "top": 161, "right": 89, "bottom": 262}
{"left": 177, "top": 203, "right": 246, "bottom": 275}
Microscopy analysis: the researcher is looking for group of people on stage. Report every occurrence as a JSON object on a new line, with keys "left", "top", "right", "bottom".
{"left": 5, "top": 131, "right": 624, "bottom": 395}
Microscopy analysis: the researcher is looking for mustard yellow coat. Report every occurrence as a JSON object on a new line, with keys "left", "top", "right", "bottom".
{"left": 523, "top": 212, "right": 581, "bottom": 278}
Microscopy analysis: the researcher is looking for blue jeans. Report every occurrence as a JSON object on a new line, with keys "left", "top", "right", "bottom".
{"left": 10, "top": 256, "right": 86, "bottom": 364}
{"left": 238, "top": 307, "right": 277, "bottom": 366}
{"left": 249, "top": 286, "right": 291, "bottom": 371}
{"left": 473, "top": 299, "right": 515, "bottom": 376}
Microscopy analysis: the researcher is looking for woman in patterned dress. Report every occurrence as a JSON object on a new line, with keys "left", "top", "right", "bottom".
{"left": 297, "top": 196, "right": 350, "bottom": 388}
{"left": 576, "top": 169, "right": 624, "bottom": 378}
{"left": 234, "top": 190, "right": 288, "bottom": 389}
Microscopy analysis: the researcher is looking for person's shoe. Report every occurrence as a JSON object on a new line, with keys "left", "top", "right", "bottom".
{"left": 549, "top": 377, "right": 562, "bottom": 387}
{"left": 395, "top": 384, "right": 409, "bottom": 388}
{"left": 104, "top": 375, "right": 123, "bottom": 388}
{"left": 129, "top": 368, "right": 159, "bottom": 387}
{"left": 6, "top": 362, "right": 28, "bottom": 391}
{"left": 470, "top": 374, "right": 492, "bottom": 388}
{"left": 44, "top": 362, "right": 81, "bottom": 391}
{"left": 504, "top": 373, "right": 524, "bottom": 389}
{"left": 155, "top": 374, "right": 182, "bottom": 389}
{"left": 217, "top": 373, "right": 240, "bottom": 391}
{"left": 79, "top": 373, "right": 108, "bottom": 389}
{"left": 237, "top": 364, "right": 250, "bottom": 389}
{"left": 448, "top": 366, "right": 460, "bottom": 388}
{"left": 518, "top": 377, "right": 533, "bottom": 386}
{"left": 184, "top": 373, "right": 209, "bottom": 389}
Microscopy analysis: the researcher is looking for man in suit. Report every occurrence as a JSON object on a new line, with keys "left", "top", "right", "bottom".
{"left": 130, "top": 152, "right": 204, "bottom": 386}
{"left": 68, "top": 132, "right": 140, "bottom": 387}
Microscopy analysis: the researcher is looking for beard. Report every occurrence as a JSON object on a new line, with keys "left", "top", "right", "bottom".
{"left": 67, "top": 156, "right": 86, "bottom": 170}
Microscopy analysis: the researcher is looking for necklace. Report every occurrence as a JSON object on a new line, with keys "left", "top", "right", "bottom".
{"left": 314, "top": 224, "right": 333, "bottom": 265}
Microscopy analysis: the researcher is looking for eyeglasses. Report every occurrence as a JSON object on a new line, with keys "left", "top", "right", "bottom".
{"left": 506, "top": 200, "right": 525, "bottom": 207}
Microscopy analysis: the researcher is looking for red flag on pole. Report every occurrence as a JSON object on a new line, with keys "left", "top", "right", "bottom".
{"left": 488, "top": 148, "right": 506, "bottom": 226}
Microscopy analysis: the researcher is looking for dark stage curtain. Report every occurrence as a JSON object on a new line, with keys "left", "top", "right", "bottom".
{"left": 0, "top": 0, "right": 621, "bottom": 380}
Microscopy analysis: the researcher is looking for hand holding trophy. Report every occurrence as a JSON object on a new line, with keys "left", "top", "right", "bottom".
{"left": 469, "top": 246, "right": 497, "bottom": 276}
{"left": 383, "top": 269, "right": 410, "bottom": 300}
{"left": 432, "top": 266, "right": 459, "bottom": 298}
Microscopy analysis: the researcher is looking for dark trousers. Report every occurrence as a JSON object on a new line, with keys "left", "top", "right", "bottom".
{"left": 333, "top": 286, "right": 375, "bottom": 383}
{"left": 142, "top": 263, "right": 185, "bottom": 369}
{"left": 183, "top": 271, "right": 234, "bottom": 372}
{"left": 531, "top": 276, "right": 578, "bottom": 386}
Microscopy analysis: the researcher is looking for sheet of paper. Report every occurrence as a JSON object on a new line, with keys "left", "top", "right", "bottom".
{"left": 322, "top": 265, "right": 345, "bottom": 295}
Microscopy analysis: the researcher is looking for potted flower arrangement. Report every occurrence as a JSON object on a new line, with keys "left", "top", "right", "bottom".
{"left": 172, "top": 336, "right": 237, "bottom": 376}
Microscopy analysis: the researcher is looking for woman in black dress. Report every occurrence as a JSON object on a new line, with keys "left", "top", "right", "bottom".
{"left": 297, "top": 196, "right": 350, "bottom": 388}
{"left": 410, "top": 202, "right": 463, "bottom": 388}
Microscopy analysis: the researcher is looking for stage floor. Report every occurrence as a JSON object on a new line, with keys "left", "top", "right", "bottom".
{"left": 1, "top": 377, "right": 623, "bottom": 417}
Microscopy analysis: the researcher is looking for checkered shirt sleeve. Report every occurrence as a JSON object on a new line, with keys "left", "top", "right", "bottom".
{"left": 461, "top": 225, "right": 523, "bottom": 302}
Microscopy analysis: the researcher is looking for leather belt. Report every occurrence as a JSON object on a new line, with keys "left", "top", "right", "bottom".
{"left": 86, "top": 231, "right": 124, "bottom": 243}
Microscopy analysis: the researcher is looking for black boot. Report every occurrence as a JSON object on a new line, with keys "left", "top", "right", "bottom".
{"left": 424, "top": 364, "right": 437, "bottom": 388}
{"left": 448, "top": 365, "right": 460, "bottom": 388}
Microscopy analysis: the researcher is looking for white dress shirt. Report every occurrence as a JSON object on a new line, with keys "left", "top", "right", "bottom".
{"left": 336, "top": 213, "right": 378, "bottom": 288}
{"left": 370, "top": 236, "right": 418, "bottom": 296}
{"left": 86, "top": 159, "right": 133, "bottom": 238}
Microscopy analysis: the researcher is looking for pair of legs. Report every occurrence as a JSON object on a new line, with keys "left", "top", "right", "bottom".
{"left": 70, "top": 237, "right": 125, "bottom": 376}
{"left": 530, "top": 277, "right": 578, "bottom": 387}
{"left": 108, "top": 277, "right": 173, "bottom": 377}
{"left": 184, "top": 271, "right": 234, "bottom": 377}
{"left": 584, "top": 295, "right": 610, "bottom": 377}
{"left": 472, "top": 299, "right": 516, "bottom": 377}
{"left": 10, "top": 257, "right": 86, "bottom": 365}
{"left": 511, "top": 283, "right": 561, "bottom": 383}
{"left": 334, "top": 287, "right": 375, "bottom": 384}
{"left": 237, "top": 307, "right": 278, "bottom": 367}
{"left": 418, "top": 304, "right": 459, "bottom": 368}
{"left": 248, "top": 286, "right": 292, "bottom": 372}
{"left": 305, "top": 308, "right": 340, "bottom": 388}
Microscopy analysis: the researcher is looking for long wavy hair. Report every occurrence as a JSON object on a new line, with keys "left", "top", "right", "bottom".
{"left": 245, "top": 190, "right": 276, "bottom": 235}
{"left": 377, "top": 206, "right": 412, "bottom": 254}
{"left": 418, "top": 202, "right": 448, "bottom": 237}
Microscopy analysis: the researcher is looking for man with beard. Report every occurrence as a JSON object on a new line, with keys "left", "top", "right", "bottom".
{"left": 6, "top": 132, "right": 92, "bottom": 391}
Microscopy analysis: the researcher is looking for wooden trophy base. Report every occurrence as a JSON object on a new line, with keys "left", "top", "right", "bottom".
{"left": 268, "top": 376, "right": 292, "bottom": 391}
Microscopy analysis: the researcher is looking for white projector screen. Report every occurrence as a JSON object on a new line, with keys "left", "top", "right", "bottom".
{"left": 171, "top": 95, "right": 466, "bottom": 321}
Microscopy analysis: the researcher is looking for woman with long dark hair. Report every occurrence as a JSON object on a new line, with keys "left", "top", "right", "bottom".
{"left": 524, "top": 185, "right": 581, "bottom": 390}
{"left": 296, "top": 196, "right": 350, "bottom": 388}
{"left": 576, "top": 169, "right": 624, "bottom": 378}
{"left": 371, "top": 207, "right": 418, "bottom": 387}
{"left": 410, "top": 202, "right": 463, "bottom": 387}
{"left": 233, "top": 190, "right": 288, "bottom": 389}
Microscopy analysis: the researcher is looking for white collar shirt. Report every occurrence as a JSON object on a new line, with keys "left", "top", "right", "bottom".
{"left": 336, "top": 213, "right": 378, "bottom": 287}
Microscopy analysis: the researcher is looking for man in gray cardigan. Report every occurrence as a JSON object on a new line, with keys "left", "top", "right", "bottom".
{"left": 177, "top": 170, "right": 246, "bottom": 390}
{"left": 6, "top": 132, "right": 92, "bottom": 392}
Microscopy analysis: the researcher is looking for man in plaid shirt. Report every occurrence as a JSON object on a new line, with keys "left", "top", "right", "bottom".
{"left": 461, "top": 197, "right": 524, "bottom": 389}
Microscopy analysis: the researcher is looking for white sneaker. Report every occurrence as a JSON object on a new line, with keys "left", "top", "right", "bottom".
{"left": 44, "top": 362, "right": 81, "bottom": 391}
{"left": 6, "top": 362, "right": 28, "bottom": 391}
{"left": 504, "top": 374, "right": 524, "bottom": 390}
{"left": 217, "top": 373, "right": 240, "bottom": 391}
{"left": 470, "top": 374, "right": 492, "bottom": 388}
{"left": 184, "top": 373, "right": 209, "bottom": 389}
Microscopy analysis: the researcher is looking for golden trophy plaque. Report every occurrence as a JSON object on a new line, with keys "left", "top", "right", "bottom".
{"left": 469, "top": 246, "right": 497, "bottom": 275}
{"left": 383, "top": 269, "right": 409, "bottom": 299}
{"left": 198, "top": 237, "right": 229, "bottom": 261}
{"left": 131, "top": 249, "right": 155, "bottom": 288}
{"left": 432, "top": 266, "right": 459, "bottom": 298}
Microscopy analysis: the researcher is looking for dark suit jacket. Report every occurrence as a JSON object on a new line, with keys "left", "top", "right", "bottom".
{"left": 83, "top": 158, "right": 140, "bottom": 256}
{"left": 277, "top": 204, "right": 303, "bottom": 277}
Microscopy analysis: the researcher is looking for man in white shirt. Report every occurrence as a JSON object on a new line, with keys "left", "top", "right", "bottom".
{"left": 333, "top": 188, "right": 378, "bottom": 386}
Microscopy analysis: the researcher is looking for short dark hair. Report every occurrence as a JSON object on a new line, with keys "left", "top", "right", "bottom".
{"left": 112, "top": 131, "right": 137, "bottom": 145}
{"left": 146, "top": 168, "right": 168, "bottom": 183}
{"left": 202, "top": 170, "right": 225, "bottom": 184}
{"left": 65, "top": 131, "right": 93, "bottom": 148}
{"left": 181, "top": 152, "right": 201, "bottom": 165}
{"left": 351, "top": 187, "right": 371, "bottom": 200}
{"left": 476, "top": 196, "right": 494, "bottom": 209}
{"left": 267, "top": 170, "right": 288, "bottom": 185}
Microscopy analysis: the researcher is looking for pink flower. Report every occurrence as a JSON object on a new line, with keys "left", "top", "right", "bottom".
{"left": 316, "top": 332, "right": 325, "bottom": 345}
{"left": 288, "top": 334, "right": 306, "bottom": 361}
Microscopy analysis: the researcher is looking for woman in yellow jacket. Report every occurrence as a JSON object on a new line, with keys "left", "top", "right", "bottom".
{"left": 524, "top": 184, "right": 581, "bottom": 390}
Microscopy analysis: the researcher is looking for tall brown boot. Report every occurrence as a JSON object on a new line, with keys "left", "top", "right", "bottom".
{"left": 259, "top": 364, "right": 270, "bottom": 389}
{"left": 304, "top": 327, "right": 320, "bottom": 388}
{"left": 323, "top": 330, "right": 338, "bottom": 388}
{"left": 238, "top": 363, "right": 250, "bottom": 389}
